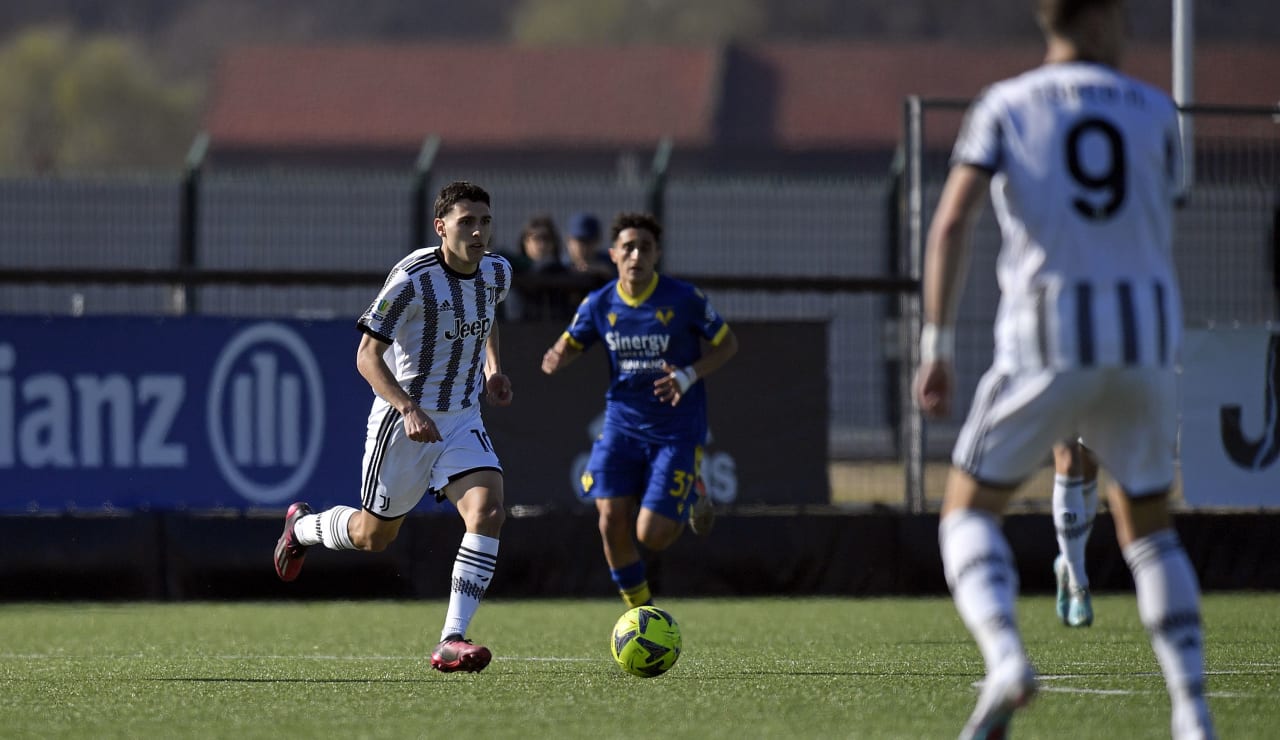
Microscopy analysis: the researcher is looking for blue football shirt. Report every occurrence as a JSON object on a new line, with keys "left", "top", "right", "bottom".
{"left": 563, "top": 273, "right": 730, "bottom": 444}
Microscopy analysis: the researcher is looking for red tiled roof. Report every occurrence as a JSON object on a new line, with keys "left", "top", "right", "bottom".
{"left": 742, "top": 43, "right": 1042, "bottom": 149}
{"left": 207, "top": 42, "right": 1279, "bottom": 155}
{"left": 208, "top": 44, "right": 722, "bottom": 149}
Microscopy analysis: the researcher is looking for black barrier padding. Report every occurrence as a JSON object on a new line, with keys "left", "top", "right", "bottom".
{"left": 162, "top": 515, "right": 416, "bottom": 599}
{"left": 448, "top": 512, "right": 618, "bottom": 598}
{"left": 487, "top": 320, "right": 830, "bottom": 508}
{"left": 1177, "top": 512, "right": 1280, "bottom": 590}
{"left": 1, "top": 511, "right": 1277, "bottom": 600}
{"left": 0, "top": 515, "right": 163, "bottom": 599}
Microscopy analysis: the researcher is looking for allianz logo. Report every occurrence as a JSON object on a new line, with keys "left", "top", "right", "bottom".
{"left": 0, "top": 322, "right": 325, "bottom": 504}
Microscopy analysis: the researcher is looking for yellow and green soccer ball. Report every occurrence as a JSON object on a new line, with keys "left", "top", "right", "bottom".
{"left": 610, "top": 605, "right": 682, "bottom": 677}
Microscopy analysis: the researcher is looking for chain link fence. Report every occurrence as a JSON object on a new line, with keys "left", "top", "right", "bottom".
{"left": 1, "top": 103, "right": 1275, "bottom": 509}
{"left": 0, "top": 165, "right": 903, "bottom": 460}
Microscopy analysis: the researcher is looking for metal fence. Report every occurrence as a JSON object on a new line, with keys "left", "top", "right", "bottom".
{"left": 0, "top": 103, "right": 1275, "bottom": 510}
{"left": 0, "top": 163, "right": 906, "bottom": 461}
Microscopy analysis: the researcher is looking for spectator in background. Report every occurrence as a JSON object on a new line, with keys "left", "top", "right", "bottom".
{"left": 565, "top": 212, "right": 613, "bottom": 279}
{"left": 562, "top": 211, "right": 614, "bottom": 310}
{"left": 516, "top": 214, "right": 565, "bottom": 273}
{"left": 507, "top": 214, "right": 573, "bottom": 321}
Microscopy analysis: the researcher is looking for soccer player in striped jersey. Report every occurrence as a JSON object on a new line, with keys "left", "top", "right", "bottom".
{"left": 541, "top": 212, "right": 738, "bottom": 608}
{"left": 1051, "top": 438, "right": 1098, "bottom": 627}
{"left": 915, "top": 1, "right": 1214, "bottom": 738}
{"left": 273, "top": 181, "right": 514, "bottom": 674}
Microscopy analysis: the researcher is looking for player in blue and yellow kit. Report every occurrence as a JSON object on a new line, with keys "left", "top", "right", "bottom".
{"left": 541, "top": 212, "right": 738, "bottom": 607}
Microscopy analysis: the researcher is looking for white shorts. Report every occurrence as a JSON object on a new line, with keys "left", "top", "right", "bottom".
{"left": 952, "top": 366, "right": 1177, "bottom": 497}
{"left": 360, "top": 399, "right": 502, "bottom": 519}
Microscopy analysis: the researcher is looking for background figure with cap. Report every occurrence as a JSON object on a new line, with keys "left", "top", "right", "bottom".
{"left": 564, "top": 211, "right": 614, "bottom": 308}
{"left": 566, "top": 212, "right": 612, "bottom": 278}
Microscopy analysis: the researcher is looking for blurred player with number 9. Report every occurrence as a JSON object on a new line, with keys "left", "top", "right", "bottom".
{"left": 913, "top": 1, "right": 1215, "bottom": 738}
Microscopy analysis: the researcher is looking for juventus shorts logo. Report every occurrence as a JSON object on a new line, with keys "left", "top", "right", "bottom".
{"left": 378, "top": 494, "right": 390, "bottom": 511}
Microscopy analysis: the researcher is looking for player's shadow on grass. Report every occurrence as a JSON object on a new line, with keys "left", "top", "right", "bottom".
{"left": 689, "top": 669, "right": 982, "bottom": 678}
{"left": 149, "top": 677, "right": 434, "bottom": 683}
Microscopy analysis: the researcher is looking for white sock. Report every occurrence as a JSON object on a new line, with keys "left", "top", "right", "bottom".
{"left": 1052, "top": 475, "right": 1095, "bottom": 590}
{"left": 293, "top": 506, "right": 357, "bottom": 550}
{"left": 440, "top": 533, "right": 499, "bottom": 641}
{"left": 1123, "top": 529, "right": 1211, "bottom": 717}
{"left": 939, "top": 509, "right": 1026, "bottom": 673}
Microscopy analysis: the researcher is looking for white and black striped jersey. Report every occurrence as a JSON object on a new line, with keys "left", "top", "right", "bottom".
{"left": 953, "top": 61, "right": 1185, "bottom": 371}
{"left": 357, "top": 247, "right": 512, "bottom": 412}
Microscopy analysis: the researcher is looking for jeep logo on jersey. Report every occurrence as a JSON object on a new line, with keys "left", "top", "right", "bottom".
{"left": 444, "top": 316, "right": 492, "bottom": 341}
{"left": 206, "top": 323, "right": 325, "bottom": 504}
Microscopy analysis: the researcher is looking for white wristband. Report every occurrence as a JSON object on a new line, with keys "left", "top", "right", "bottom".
{"left": 919, "top": 324, "right": 954, "bottom": 364}
{"left": 672, "top": 365, "right": 698, "bottom": 393}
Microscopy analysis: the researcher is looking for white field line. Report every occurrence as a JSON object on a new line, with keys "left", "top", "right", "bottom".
{"left": 975, "top": 670, "right": 1267, "bottom": 699}
{"left": 2, "top": 654, "right": 1273, "bottom": 690}
{"left": 3, "top": 655, "right": 1274, "bottom": 673}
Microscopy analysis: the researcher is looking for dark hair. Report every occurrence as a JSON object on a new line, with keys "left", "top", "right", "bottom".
{"left": 609, "top": 212, "right": 662, "bottom": 245}
{"left": 434, "top": 181, "right": 491, "bottom": 220}
{"left": 520, "top": 214, "right": 562, "bottom": 258}
{"left": 1037, "top": 0, "right": 1121, "bottom": 32}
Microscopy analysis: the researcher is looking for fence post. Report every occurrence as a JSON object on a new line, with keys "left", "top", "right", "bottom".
{"left": 901, "top": 97, "right": 926, "bottom": 513}
{"left": 412, "top": 135, "right": 441, "bottom": 249}
{"left": 1173, "top": 0, "right": 1196, "bottom": 191}
{"left": 646, "top": 137, "right": 673, "bottom": 223}
{"left": 884, "top": 146, "right": 905, "bottom": 452}
{"left": 1273, "top": 196, "right": 1279, "bottom": 307}
{"left": 176, "top": 132, "right": 209, "bottom": 316}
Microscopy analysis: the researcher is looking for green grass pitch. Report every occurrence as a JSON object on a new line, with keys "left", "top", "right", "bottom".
{"left": 2, "top": 594, "right": 1277, "bottom": 738}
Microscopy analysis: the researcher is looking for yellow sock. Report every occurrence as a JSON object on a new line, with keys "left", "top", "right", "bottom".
{"left": 620, "top": 581, "right": 651, "bottom": 608}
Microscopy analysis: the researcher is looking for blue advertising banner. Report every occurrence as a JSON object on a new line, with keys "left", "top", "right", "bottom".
{"left": 0, "top": 316, "right": 830, "bottom": 513}
{"left": 0, "top": 316, "right": 451, "bottom": 513}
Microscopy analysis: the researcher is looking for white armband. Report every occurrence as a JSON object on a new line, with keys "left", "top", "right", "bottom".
{"left": 672, "top": 365, "right": 698, "bottom": 393}
{"left": 919, "top": 324, "right": 954, "bottom": 364}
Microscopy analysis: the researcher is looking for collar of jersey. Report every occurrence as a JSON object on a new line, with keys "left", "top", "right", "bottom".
{"left": 615, "top": 273, "right": 660, "bottom": 307}
{"left": 433, "top": 246, "right": 480, "bottom": 279}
